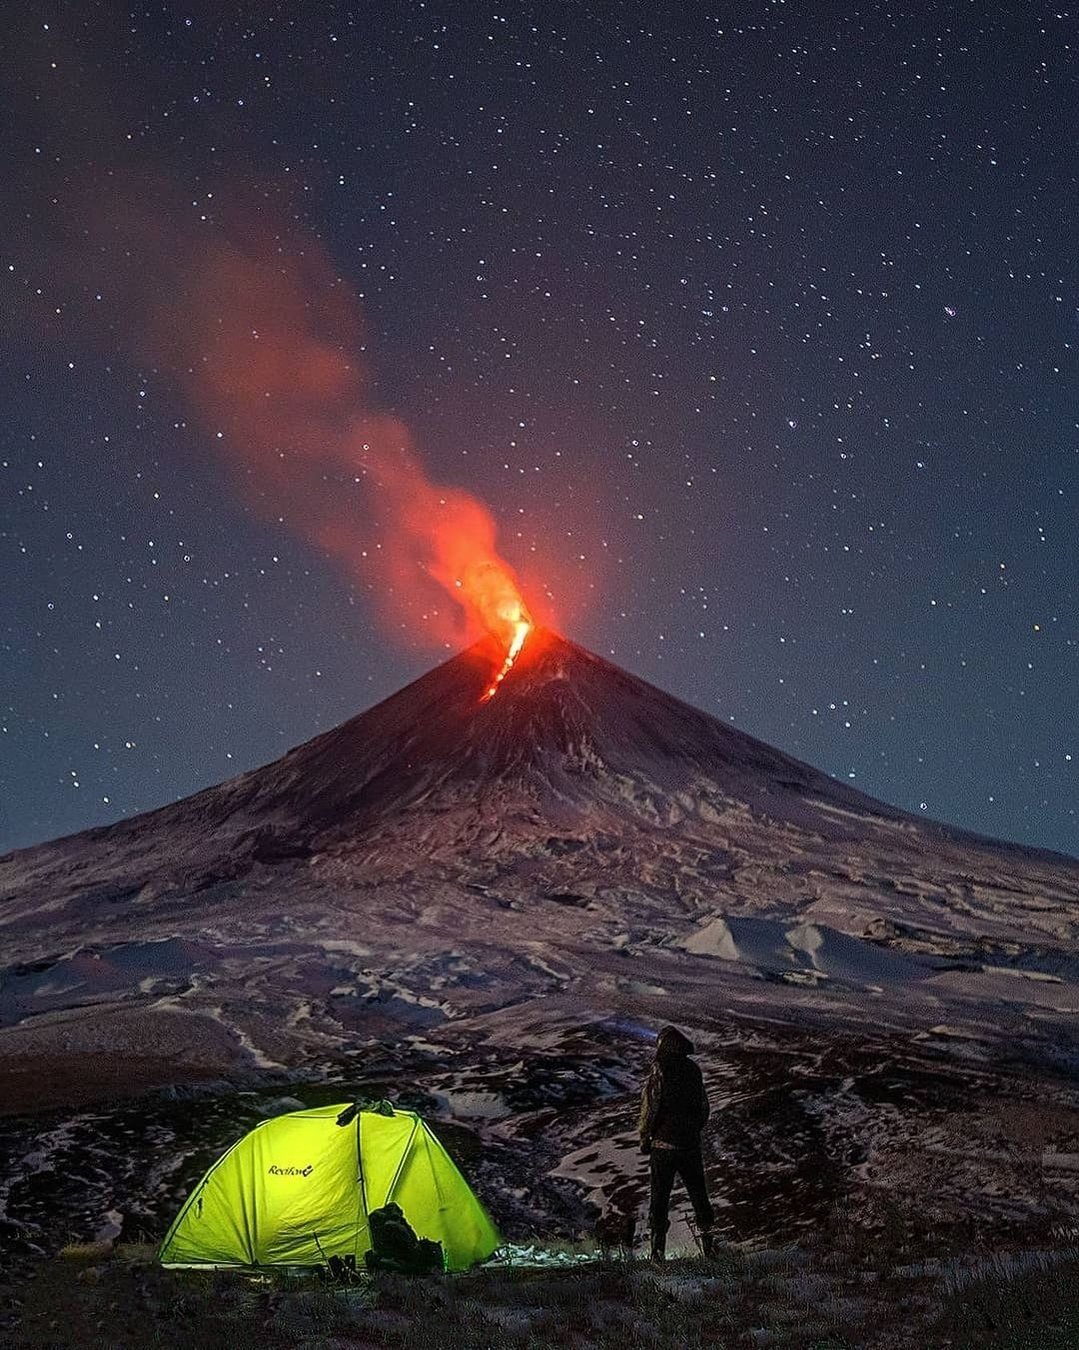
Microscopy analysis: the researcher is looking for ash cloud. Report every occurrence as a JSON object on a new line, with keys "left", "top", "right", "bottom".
{"left": 56, "top": 183, "right": 540, "bottom": 650}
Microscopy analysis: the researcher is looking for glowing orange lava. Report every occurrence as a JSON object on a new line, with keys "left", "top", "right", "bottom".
{"left": 434, "top": 549, "right": 533, "bottom": 701}
{"left": 482, "top": 611, "right": 532, "bottom": 702}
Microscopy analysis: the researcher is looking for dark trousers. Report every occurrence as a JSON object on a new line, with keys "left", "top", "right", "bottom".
{"left": 648, "top": 1146, "right": 714, "bottom": 1243}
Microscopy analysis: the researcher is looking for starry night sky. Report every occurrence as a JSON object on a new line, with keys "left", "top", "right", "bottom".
{"left": 2, "top": 2, "right": 1076, "bottom": 857}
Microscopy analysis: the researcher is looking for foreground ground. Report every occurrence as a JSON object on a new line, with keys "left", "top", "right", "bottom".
{"left": 4, "top": 1239, "right": 1079, "bottom": 1349}
{"left": 4, "top": 1022, "right": 1079, "bottom": 1349}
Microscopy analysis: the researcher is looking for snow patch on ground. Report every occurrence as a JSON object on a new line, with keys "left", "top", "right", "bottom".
{"left": 682, "top": 915, "right": 930, "bottom": 990}
{"left": 432, "top": 1089, "right": 513, "bottom": 1120}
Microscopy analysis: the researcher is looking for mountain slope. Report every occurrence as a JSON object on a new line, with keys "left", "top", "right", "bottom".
{"left": 0, "top": 629, "right": 1076, "bottom": 1073}
{"left": 2, "top": 629, "right": 901, "bottom": 861}
{"left": 2, "top": 631, "right": 1074, "bottom": 938}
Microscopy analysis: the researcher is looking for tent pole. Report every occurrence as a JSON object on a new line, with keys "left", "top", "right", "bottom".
{"left": 384, "top": 1118, "right": 420, "bottom": 1204}
{"left": 354, "top": 1113, "right": 369, "bottom": 1263}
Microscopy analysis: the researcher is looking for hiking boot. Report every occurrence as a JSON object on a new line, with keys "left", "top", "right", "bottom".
{"left": 650, "top": 1241, "right": 666, "bottom": 1262}
{"left": 700, "top": 1230, "right": 717, "bottom": 1259}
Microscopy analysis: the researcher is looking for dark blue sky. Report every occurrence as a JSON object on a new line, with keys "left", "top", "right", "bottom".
{"left": 2, "top": 2, "right": 1076, "bottom": 856}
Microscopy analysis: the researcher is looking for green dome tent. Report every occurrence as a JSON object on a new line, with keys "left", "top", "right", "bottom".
{"left": 158, "top": 1102, "right": 501, "bottom": 1272}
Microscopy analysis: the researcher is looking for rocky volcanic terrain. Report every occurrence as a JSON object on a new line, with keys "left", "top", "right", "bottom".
{"left": 2, "top": 632, "right": 1078, "bottom": 1270}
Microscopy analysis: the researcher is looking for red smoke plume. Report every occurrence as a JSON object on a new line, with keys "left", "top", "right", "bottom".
{"left": 98, "top": 195, "right": 539, "bottom": 654}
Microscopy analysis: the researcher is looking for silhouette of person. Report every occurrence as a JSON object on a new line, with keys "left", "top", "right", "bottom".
{"left": 638, "top": 1025, "right": 715, "bottom": 1259}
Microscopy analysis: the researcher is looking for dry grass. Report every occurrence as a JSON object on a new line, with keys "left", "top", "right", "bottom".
{"left": 2, "top": 1240, "right": 1078, "bottom": 1349}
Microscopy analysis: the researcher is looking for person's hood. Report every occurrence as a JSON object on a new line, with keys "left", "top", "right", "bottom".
{"left": 655, "top": 1025, "right": 695, "bottom": 1057}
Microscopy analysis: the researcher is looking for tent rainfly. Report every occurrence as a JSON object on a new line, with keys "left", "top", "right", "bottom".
{"left": 158, "top": 1101, "right": 501, "bottom": 1272}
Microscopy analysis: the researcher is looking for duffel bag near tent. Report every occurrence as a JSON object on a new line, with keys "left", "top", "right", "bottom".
{"left": 158, "top": 1101, "right": 500, "bottom": 1272}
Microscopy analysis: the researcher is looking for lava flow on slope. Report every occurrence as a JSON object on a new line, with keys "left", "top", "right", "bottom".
{"left": 481, "top": 612, "right": 532, "bottom": 701}
{"left": 416, "top": 505, "right": 535, "bottom": 702}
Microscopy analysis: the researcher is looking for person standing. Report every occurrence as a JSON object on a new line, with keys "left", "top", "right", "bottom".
{"left": 638, "top": 1025, "right": 716, "bottom": 1260}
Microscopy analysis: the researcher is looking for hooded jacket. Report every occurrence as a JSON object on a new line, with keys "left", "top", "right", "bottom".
{"left": 638, "top": 1026, "right": 710, "bottom": 1151}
